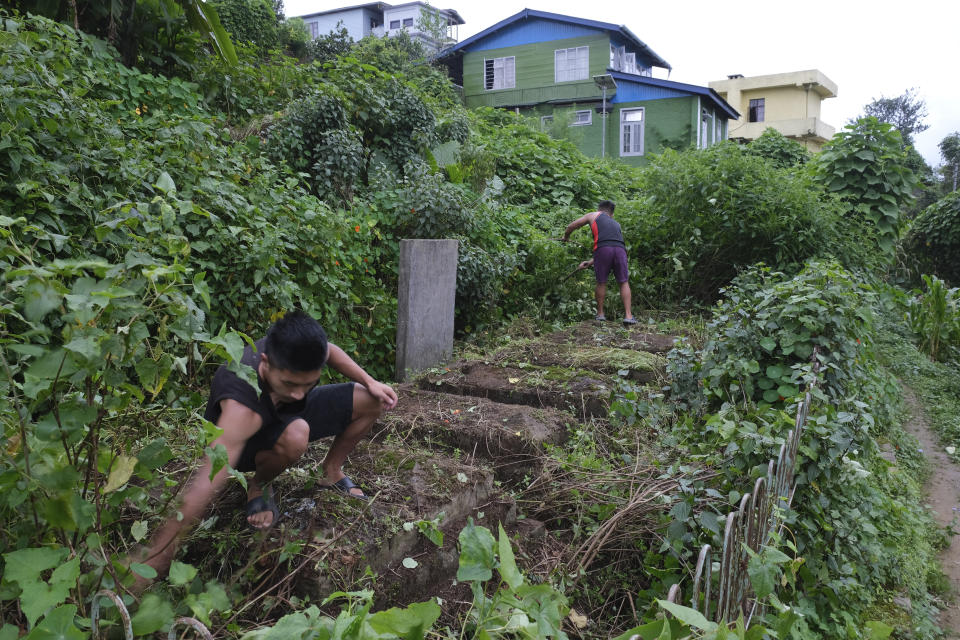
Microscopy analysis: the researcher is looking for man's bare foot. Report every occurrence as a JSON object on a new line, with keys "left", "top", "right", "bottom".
{"left": 245, "top": 481, "right": 278, "bottom": 529}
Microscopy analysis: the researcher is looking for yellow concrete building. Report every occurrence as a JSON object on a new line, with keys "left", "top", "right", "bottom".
{"left": 708, "top": 69, "right": 837, "bottom": 152}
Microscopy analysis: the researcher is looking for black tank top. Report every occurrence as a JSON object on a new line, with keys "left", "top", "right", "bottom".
{"left": 590, "top": 212, "right": 625, "bottom": 251}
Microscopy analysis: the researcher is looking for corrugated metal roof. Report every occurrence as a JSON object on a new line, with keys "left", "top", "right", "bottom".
{"left": 438, "top": 8, "right": 671, "bottom": 71}
{"left": 296, "top": 1, "right": 462, "bottom": 24}
{"left": 296, "top": 2, "right": 388, "bottom": 19}
{"left": 609, "top": 71, "right": 740, "bottom": 119}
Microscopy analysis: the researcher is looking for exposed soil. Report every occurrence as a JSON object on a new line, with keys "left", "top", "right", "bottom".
{"left": 174, "top": 320, "right": 671, "bottom": 630}
{"left": 419, "top": 361, "right": 613, "bottom": 419}
{"left": 374, "top": 386, "right": 574, "bottom": 481}
{"left": 902, "top": 386, "right": 960, "bottom": 635}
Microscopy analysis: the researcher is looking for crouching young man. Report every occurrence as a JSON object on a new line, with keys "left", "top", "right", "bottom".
{"left": 142, "top": 310, "right": 397, "bottom": 575}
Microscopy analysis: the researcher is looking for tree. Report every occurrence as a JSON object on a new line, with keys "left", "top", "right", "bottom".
{"left": 8, "top": 0, "right": 237, "bottom": 69}
{"left": 861, "top": 87, "right": 929, "bottom": 147}
{"left": 210, "top": 0, "right": 280, "bottom": 52}
{"left": 940, "top": 132, "right": 960, "bottom": 193}
{"left": 814, "top": 117, "right": 918, "bottom": 254}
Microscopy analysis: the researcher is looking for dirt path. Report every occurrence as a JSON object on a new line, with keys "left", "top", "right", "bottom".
{"left": 903, "top": 387, "right": 960, "bottom": 635}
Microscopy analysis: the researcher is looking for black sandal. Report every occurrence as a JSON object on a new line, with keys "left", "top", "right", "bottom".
{"left": 322, "top": 475, "right": 368, "bottom": 501}
{"left": 244, "top": 487, "right": 280, "bottom": 529}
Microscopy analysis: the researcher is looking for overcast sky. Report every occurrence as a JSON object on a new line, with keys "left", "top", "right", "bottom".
{"left": 283, "top": 0, "right": 959, "bottom": 168}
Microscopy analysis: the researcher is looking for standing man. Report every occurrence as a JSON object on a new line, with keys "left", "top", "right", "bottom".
{"left": 562, "top": 200, "right": 637, "bottom": 324}
{"left": 140, "top": 310, "right": 397, "bottom": 576}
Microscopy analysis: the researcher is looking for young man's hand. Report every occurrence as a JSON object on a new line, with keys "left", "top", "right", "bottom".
{"left": 578, "top": 259, "right": 594, "bottom": 270}
{"left": 365, "top": 380, "right": 398, "bottom": 410}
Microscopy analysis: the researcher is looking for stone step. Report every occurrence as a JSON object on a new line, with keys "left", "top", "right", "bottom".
{"left": 418, "top": 361, "right": 612, "bottom": 419}
{"left": 375, "top": 386, "right": 573, "bottom": 481}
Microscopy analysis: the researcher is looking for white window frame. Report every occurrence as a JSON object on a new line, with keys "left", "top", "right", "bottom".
{"left": 570, "top": 109, "right": 592, "bottom": 126}
{"left": 308, "top": 21, "right": 319, "bottom": 38}
{"left": 540, "top": 115, "right": 554, "bottom": 129}
{"left": 700, "top": 108, "right": 711, "bottom": 149}
{"left": 620, "top": 107, "right": 644, "bottom": 156}
{"left": 402, "top": 17, "right": 413, "bottom": 27}
{"left": 389, "top": 19, "right": 401, "bottom": 29}
{"left": 483, "top": 56, "right": 515, "bottom": 91}
{"left": 555, "top": 46, "right": 589, "bottom": 83}
{"left": 624, "top": 52, "right": 637, "bottom": 74}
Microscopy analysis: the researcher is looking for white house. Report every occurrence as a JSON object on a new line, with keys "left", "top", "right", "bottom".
{"left": 296, "top": 2, "right": 464, "bottom": 52}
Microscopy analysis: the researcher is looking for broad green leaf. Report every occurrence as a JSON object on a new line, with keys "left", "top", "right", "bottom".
{"left": 179, "top": 0, "right": 238, "bottom": 64}
{"left": 747, "top": 554, "right": 777, "bottom": 599}
{"left": 456, "top": 521, "right": 495, "bottom": 582}
{"left": 131, "top": 520, "right": 148, "bottom": 542}
{"left": 759, "top": 336, "right": 776, "bottom": 352}
{"left": 103, "top": 455, "right": 138, "bottom": 493}
{"left": 657, "top": 600, "right": 717, "bottom": 631}
{"left": 130, "top": 563, "right": 157, "bottom": 579}
{"left": 23, "top": 280, "right": 61, "bottom": 322}
{"left": 25, "top": 349, "right": 78, "bottom": 382}
{"left": 610, "top": 619, "right": 672, "bottom": 640}
{"left": 24, "top": 604, "right": 85, "bottom": 640}
{"left": 155, "top": 172, "right": 177, "bottom": 195}
{"left": 368, "top": 601, "right": 441, "bottom": 640}
{"left": 498, "top": 522, "right": 523, "bottom": 590}
{"left": 136, "top": 354, "right": 174, "bottom": 395}
{"left": 2, "top": 549, "right": 79, "bottom": 628}
{"left": 185, "top": 581, "right": 230, "bottom": 626}
{"left": 865, "top": 621, "right": 894, "bottom": 640}
{"left": 131, "top": 593, "right": 174, "bottom": 635}
{"left": 206, "top": 444, "right": 229, "bottom": 481}
{"left": 169, "top": 561, "right": 198, "bottom": 586}
{"left": 137, "top": 438, "right": 173, "bottom": 470}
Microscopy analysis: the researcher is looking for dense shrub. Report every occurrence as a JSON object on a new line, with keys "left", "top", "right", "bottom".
{"left": 624, "top": 143, "right": 857, "bottom": 303}
{"left": 0, "top": 12, "right": 394, "bottom": 379}
{"left": 193, "top": 43, "right": 323, "bottom": 121}
{"left": 744, "top": 127, "right": 810, "bottom": 168}
{"left": 905, "top": 190, "right": 960, "bottom": 284}
{"left": 469, "top": 108, "right": 643, "bottom": 210}
{"left": 669, "top": 263, "right": 941, "bottom": 637}
{"left": 211, "top": 0, "right": 280, "bottom": 51}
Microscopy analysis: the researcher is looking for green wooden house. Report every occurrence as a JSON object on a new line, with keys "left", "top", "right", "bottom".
{"left": 437, "top": 9, "right": 738, "bottom": 165}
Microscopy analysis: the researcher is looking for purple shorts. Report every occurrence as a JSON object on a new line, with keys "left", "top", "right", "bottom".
{"left": 593, "top": 246, "right": 629, "bottom": 283}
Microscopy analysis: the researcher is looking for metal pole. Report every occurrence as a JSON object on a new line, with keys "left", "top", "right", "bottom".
{"left": 601, "top": 85, "right": 607, "bottom": 158}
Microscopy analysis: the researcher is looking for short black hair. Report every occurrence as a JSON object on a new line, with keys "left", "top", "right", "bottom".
{"left": 263, "top": 310, "right": 328, "bottom": 372}
{"left": 598, "top": 200, "right": 616, "bottom": 214}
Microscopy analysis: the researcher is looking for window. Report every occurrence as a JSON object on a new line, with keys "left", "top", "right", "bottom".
{"left": 700, "top": 109, "right": 711, "bottom": 149}
{"left": 484, "top": 56, "right": 515, "bottom": 90}
{"left": 308, "top": 21, "right": 319, "bottom": 38}
{"left": 402, "top": 17, "right": 413, "bottom": 27}
{"left": 389, "top": 19, "right": 400, "bottom": 29}
{"left": 620, "top": 108, "right": 644, "bottom": 156}
{"left": 609, "top": 45, "right": 623, "bottom": 70}
{"left": 555, "top": 46, "right": 589, "bottom": 82}
{"left": 571, "top": 110, "right": 592, "bottom": 126}
{"left": 623, "top": 52, "right": 637, "bottom": 74}
{"left": 748, "top": 98, "right": 764, "bottom": 123}
{"left": 540, "top": 115, "right": 554, "bottom": 131}
{"left": 715, "top": 116, "right": 721, "bottom": 143}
